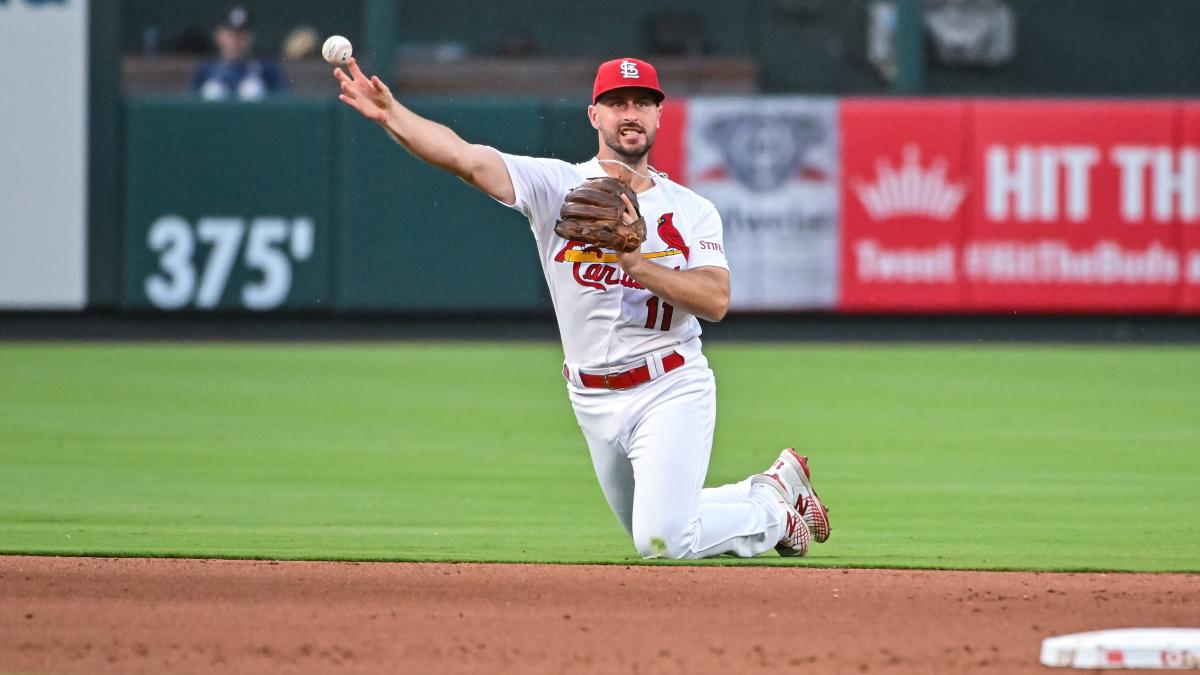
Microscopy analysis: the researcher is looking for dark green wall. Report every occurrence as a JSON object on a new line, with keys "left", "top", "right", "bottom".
{"left": 926, "top": 0, "right": 1200, "bottom": 95}
{"left": 120, "top": 97, "right": 578, "bottom": 312}
{"left": 121, "top": 0, "right": 1200, "bottom": 96}
{"left": 752, "top": 0, "right": 1200, "bottom": 95}
{"left": 89, "top": 2, "right": 123, "bottom": 307}
{"left": 393, "top": 1, "right": 752, "bottom": 58}
{"left": 123, "top": 100, "right": 335, "bottom": 311}
{"left": 119, "top": 0, "right": 1200, "bottom": 95}
{"left": 119, "top": 0, "right": 749, "bottom": 58}
{"left": 333, "top": 101, "right": 548, "bottom": 311}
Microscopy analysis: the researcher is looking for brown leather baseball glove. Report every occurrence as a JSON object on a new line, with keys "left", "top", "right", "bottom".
{"left": 554, "top": 177, "right": 646, "bottom": 252}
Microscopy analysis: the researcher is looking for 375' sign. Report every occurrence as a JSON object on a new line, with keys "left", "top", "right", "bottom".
{"left": 143, "top": 215, "right": 315, "bottom": 310}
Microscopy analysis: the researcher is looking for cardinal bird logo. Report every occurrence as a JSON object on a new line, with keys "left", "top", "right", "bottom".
{"left": 657, "top": 213, "right": 689, "bottom": 261}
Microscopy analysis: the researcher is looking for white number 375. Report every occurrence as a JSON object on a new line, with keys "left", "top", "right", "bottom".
{"left": 144, "top": 215, "right": 314, "bottom": 310}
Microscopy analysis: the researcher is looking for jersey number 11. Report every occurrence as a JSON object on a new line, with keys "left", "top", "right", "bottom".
{"left": 644, "top": 296, "right": 674, "bottom": 331}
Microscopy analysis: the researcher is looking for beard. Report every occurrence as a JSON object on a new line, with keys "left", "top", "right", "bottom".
{"left": 601, "top": 125, "right": 656, "bottom": 164}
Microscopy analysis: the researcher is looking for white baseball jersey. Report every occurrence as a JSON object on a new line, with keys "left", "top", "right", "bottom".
{"left": 496, "top": 153, "right": 729, "bottom": 370}
{"left": 493, "top": 151, "right": 792, "bottom": 561}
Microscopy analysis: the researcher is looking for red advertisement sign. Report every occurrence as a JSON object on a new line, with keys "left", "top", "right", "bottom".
{"left": 648, "top": 99, "right": 688, "bottom": 186}
{"left": 1178, "top": 103, "right": 1200, "bottom": 312}
{"left": 839, "top": 99, "right": 970, "bottom": 311}
{"left": 966, "top": 100, "right": 1181, "bottom": 312}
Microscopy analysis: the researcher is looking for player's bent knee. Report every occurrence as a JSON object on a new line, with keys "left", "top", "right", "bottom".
{"left": 633, "top": 523, "right": 696, "bottom": 560}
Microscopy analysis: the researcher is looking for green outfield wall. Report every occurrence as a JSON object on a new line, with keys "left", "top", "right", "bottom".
{"left": 332, "top": 102, "right": 547, "bottom": 311}
{"left": 119, "top": 98, "right": 567, "bottom": 312}
{"left": 123, "top": 99, "right": 335, "bottom": 311}
{"left": 114, "top": 95, "right": 1200, "bottom": 315}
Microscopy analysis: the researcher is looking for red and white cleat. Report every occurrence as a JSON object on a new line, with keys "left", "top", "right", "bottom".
{"left": 750, "top": 472, "right": 811, "bottom": 557}
{"left": 763, "top": 448, "right": 832, "bottom": 543}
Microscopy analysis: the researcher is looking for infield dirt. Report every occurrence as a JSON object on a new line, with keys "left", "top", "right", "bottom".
{"left": 2, "top": 556, "right": 1197, "bottom": 674}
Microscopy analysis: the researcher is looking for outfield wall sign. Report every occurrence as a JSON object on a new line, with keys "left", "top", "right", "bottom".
{"left": 142, "top": 216, "right": 316, "bottom": 310}
{"left": 681, "top": 97, "right": 840, "bottom": 311}
{"left": 839, "top": 100, "right": 970, "bottom": 312}
{"left": 0, "top": 0, "right": 88, "bottom": 308}
{"left": 965, "top": 101, "right": 1180, "bottom": 312}
{"left": 121, "top": 100, "right": 332, "bottom": 311}
{"left": 657, "top": 97, "right": 1200, "bottom": 314}
{"left": 1176, "top": 103, "right": 1200, "bottom": 313}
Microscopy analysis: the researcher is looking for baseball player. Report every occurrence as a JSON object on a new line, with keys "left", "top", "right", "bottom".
{"left": 334, "top": 56, "right": 831, "bottom": 559}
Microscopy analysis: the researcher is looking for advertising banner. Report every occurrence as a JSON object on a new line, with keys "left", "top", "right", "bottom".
{"left": 0, "top": 0, "right": 89, "bottom": 308}
{"left": 684, "top": 97, "right": 841, "bottom": 310}
{"left": 839, "top": 100, "right": 970, "bottom": 311}
{"left": 1178, "top": 103, "right": 1200, "bottom": 312}
{"left": 966, "top": 101, "right": 1181, "bottom": 312}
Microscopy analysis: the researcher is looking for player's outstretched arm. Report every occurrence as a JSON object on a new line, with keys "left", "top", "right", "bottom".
{"left": 334, "top": 58, "right": 516, "bottom": 205}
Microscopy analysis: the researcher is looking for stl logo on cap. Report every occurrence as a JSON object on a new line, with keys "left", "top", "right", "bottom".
{"left": 593, "top": 57, "right": 665, "bottom": 103}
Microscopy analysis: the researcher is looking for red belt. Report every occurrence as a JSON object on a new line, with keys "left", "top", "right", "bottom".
{"left": 570, "top": 351, "right": 686, "bottom": 390}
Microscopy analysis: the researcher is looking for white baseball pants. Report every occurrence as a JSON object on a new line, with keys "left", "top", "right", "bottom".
{"left": 568, "top": 357, "right": 786, "bottom": 559}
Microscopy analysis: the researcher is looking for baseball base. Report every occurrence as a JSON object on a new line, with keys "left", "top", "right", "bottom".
{"left": 1040, "top": 627, "right": 1200, "bottom": 669}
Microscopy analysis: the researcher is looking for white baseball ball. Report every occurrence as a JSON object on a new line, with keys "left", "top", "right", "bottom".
{"left": 322, "top": 35, "right": 353, "bottom": 65}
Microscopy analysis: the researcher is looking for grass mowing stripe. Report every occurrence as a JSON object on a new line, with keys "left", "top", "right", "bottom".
{"left": 1, "top": 343, "right": 1196, "bottom": 570}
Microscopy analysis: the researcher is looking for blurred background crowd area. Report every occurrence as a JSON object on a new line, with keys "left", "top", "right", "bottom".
{"left": 122, "top": 0, "right": 1200, "bottom": 100}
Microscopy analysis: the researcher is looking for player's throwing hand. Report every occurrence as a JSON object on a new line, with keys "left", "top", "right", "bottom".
{"left": 333, "top": 58, "right": 392, "bottom": 123}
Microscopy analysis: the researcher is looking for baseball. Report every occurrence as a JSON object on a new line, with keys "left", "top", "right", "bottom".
{"left": 322, "top": 35, "right": 353, "bottom": 65}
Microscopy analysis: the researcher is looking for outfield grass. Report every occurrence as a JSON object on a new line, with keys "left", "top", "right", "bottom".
{"left": 1, "top": 342, "right": 1197, "bottom": 571}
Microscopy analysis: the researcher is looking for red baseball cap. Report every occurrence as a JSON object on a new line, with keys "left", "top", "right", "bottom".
{"left": 592, "top": 57, "right": 665, "bottom": 104}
